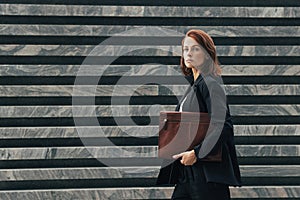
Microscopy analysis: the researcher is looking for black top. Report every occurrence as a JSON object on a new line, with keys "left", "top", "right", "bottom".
{"left": 156, "top": 74, "right": 242, "bottom": 186}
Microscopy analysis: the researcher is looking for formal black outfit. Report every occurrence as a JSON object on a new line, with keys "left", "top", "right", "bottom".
{"left": 156, "top": 74, "right": 241, "bottom": 199}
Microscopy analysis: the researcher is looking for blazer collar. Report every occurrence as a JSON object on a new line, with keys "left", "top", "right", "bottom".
{"left": 193, "top": 73, "right": 204, "bottom": 86}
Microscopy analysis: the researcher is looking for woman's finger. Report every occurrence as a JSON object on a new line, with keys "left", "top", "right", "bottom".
{"left": 172, "top": 152, "right": 184, "bottom": 160}
{"left": 180, "top": 159, "right": 185, "bottom": 165}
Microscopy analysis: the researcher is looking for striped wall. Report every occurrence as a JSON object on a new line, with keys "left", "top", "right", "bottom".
{"left": 0, "top": 1, "right": 299, "bottom": 199}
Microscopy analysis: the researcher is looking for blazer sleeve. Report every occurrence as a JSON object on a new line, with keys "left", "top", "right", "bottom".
{"left": 193, "top": 79, "right": 228, "bottom": 161}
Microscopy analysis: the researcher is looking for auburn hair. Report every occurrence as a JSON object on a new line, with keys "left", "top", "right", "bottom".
{"left": 180, "top": 29, "right": 222, "bottom": 77}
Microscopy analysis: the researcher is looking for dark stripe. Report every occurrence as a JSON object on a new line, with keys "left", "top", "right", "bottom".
{"left": 1, "top": 36, "right": 182, "bottom": 45}
{"left": 0, "top": 96, "right": 179, "bottom": 106}
{"left": 241, "top": 177, "right": 300, "bottom": 186}
{"left": 0, "top": 56, "right": 299, "bottom": 65}
{"left": 0, "top": 136, "right": 298, "bottom": 148}
{"left": 234, "top": 198, "right": 300, "bottom": 200}
{"left": 1, "top": 16, "right": 299, "bottom": 26}
{"left": 0, "top": 0, "right": 299, "bottom": 6}
{"left": 223, "top": 76, "right": 300, "bottom": 84}
{"left": 1, "top": 157, "right": 299, "bottom": 169}
{"left": 227, "top": 96, "right": 300, "bottom": 104}
{"left": 0, "top": 117, "right": 155, "bottom": 127}
{"left": 235, "top": 136, "right": 300, "bottom": 145}
{"left": 0, "top": 178, "right": 157, "bottom": 190}
{"left": 0, "top": 116, "right": 299, "bottom": 127}
{"left": 1, "top": 36, "right": 300, "bottom": 45}
{"left": 0, "top": 56, "right": 179, "bottom": 65}
{"left": 233, "top": 116, "right": 300, "bottom": 125}
{"left": 0, "top": 177, "right": 298, "bottom": 190}
{"left": 0, "top": 158, "right": 161, "bottom": 169}
{"left": 239, "top": 157, "right": 300, "bottom": 165}
{"left": 0, "top": 76, "right": 299, "bottom": 85}
{"left": 0, "top": 137, "right": 158, "bottom": 147}
{"left": 0, "top": 96, "right": 298, "bottom": 106}
{"left": 0, "top": 76, "right": 187, "bottom": 85}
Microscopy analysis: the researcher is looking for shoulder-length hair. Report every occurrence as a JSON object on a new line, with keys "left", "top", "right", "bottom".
{"left": 180, "top": 29, "right": 222, "bottom": 77}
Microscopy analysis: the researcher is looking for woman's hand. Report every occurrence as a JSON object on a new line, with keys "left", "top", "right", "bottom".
{"left": 172, "top": 150, "right": 197, "bottom": 166}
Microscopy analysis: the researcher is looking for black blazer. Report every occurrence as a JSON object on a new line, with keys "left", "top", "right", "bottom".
{"left": 156, "top": 74, "right": 242, "bottom": 186}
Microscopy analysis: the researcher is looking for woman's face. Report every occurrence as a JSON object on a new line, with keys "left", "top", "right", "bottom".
{"left": 183, "top": 36, "right": 206, "bottom": 69}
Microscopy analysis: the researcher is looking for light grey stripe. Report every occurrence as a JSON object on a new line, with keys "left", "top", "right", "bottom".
{"left": 0, "top": 186, "right": 299, "bottom": 199}
{"left": 0, "top": 125, "right": 298, "bottom": 139}
{"left": 1, "top": 45, "right": 299, "bottom": 56}
{"left": 1, "top": 25, "right": 299, "bottom": 37}
{"left": 0, "top": 165, "right": 298, "bottom": 181}
{"left": 0, "top": 145, "right": 299, "bottom": 160}
{"left": 0, "top": 105, "right": 298, "bottom": 117}
{"left": 0, "top": 65, "right": 299, "bottom": 76}
{"left": 0, "top": 85, "right": 298, "bottom": 96}
{"left": 0, "top": 5, "right": 298, "bottom": 18}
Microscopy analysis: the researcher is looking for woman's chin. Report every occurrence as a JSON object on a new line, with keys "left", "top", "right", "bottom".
{"left": 185, "top": 63, "right": 194, "bottom": 68}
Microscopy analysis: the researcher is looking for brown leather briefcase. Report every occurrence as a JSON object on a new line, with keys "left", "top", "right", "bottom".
{"left": 158, "top": 111, "right": 222, "bottom": 161}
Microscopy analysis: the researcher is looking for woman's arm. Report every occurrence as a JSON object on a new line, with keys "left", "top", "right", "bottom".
{"left": 194, "top": 79, "right": 228, "bottom": 161}
{"left": 172, "top": 78, "right": 228, "bottom": 165}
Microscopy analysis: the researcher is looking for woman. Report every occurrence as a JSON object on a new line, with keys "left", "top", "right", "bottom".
{"left": 156, "top": 30, "right": 241, "bottom": 199}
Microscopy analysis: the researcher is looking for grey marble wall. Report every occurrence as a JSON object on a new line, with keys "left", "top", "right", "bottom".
{"left": 0, "top": 84, "right": 299, "bottom": 97}
{"left": 0, "top": 104, "right": 298, "bottom": 117}
{"left": 1, "top": 25, "right": 299, "bottom": 36}
{"left": 0, "top": 65, "right": 299, "bottom": 76}
{"left": 1, "top": 165, "right": 299, "bottom": 181}
{"left": 0, "top": 145, "right": 299, "bottom": 160}
{"left": 0, "top": 45, "right": 299, "bottom": 56}
{"left": 0, "top": 4, "right": 299, "bottom": 18}
{"left": 0, "top": 186, "right": 299, "bottom": 200}
{"left": 0, "top": 2, "right": 299, "bottom": 200}
{"left": 0, "top": 124, "right": 298, "bottom": 139}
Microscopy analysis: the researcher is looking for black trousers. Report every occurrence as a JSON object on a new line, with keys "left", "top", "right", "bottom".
{"left": 171, "top": 164, "right": 230, "bottom": 200}
{"left": 171, "top": 181, "right": 230, "bottom": 200}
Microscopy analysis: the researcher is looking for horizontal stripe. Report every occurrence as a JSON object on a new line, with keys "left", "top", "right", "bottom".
{"left": 0, "top": 166, "right": 299, "bottom": 181}
{"left": 0, "top": 116, "right": 298, "bottom": 126}
{"left": 0, "top": 145, "right": 299, "bottom": 160}
{"left": 0, "top": 85, "right": 299, "bottom": 96}
{"left": 0, "top": 96, "right": 179, "bottom": 105}
{"left": 1, "top": 16, "right": 299, "bottom": 26}
{"left": 0, "top": 177, "right": 297, "bottom": 190}
{"left": 0, "top": 56, "right": 299, "bottom": 65}
{"left": 0, "top": 65, "right": 299, "bottom": 76}
{"left": 0, "top": 186, "right": 299, "bottom": 199}
{"left": 1, "top": 45, "right": 299, "bottom": 56}
{"left": 1, "top": 25, "right": 299, "bottom": 37}
{"left": 0, "top": 157, "right": 298, "bottom": 169}
{"left": 0, "top": 105, "right": 298, "bottom": 117}
{"left": 1, "top": 36, "right": 300, "bottom": 45}
{"left": 0, "top": 136, "right": 299, "bottom": 147}
{"left": 0, "top": 96, "right": 298, "bottom": 106}
{"left": 0, "top": 125, "right": 299, "bottom": 139}
{"left": 0, "top": 5, "right": 298, "bottom": 18}
{"left": 0, "top": 76, "right": 299, "bottom": 85}
{"left": 1, "top": 0, "right": 299, "bottom": 7}
{"left": 0, "top": 136, "right": 299, "bottom": 148}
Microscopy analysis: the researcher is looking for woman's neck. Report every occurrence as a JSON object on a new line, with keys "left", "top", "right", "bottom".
{"left": 192, "top": 68, "right": 201, "bottom": 81}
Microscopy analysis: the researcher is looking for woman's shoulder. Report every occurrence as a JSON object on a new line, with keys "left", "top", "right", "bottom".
{"left": 195, "top": 74, "right": 222, "bottom": 88}
{"left": 194, "top": 75, "right": 225, "bottom": 96}
{"left": 204, "top": 74, "right": 222, "bottom": 84}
